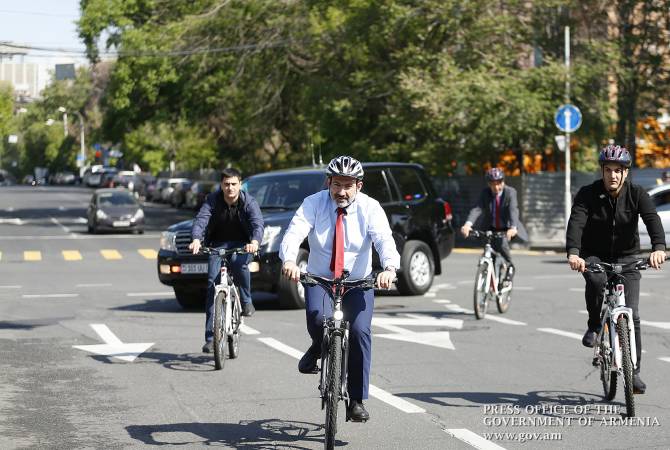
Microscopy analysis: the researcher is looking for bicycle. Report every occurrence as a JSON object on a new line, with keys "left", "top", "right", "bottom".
{"left": 299, "top": 270, "right": 377, "bottom": 450}
{"left": 468, "top": 230, "right": 513, "bottom": 319}
{"left": 587, "top": 259, "right": 647, "bottom": 418}
{"left": 200, "top": 246, "right": 252, "bottom": 370}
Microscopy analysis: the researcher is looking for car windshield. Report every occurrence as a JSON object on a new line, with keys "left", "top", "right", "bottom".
{"left": 243, "top": 173, "right": 326, "bottom": 208}
{"left": 98, "top": 192, "right": 137, "bottom": 207}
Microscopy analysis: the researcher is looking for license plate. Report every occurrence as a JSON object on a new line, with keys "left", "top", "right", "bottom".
{"left": 112, "top": 220, "right": 130, "bottom": 227}
{"left": 181, "top": 263, "right": 208, "bottom": 274}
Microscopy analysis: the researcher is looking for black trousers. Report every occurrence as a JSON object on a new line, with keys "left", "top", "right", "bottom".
{"left": 582, "top": 255, "right": 642, "bottom": 372}
{"left": 491, "top": 231, "right": 513, "bottom": 268}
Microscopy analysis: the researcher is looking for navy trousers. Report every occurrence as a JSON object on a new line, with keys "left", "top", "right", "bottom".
{"left": 205, "top": 241, "right": 252, "bottom": 342}
{"left": 304, "top": 284, "right": 374, "bottom": 401}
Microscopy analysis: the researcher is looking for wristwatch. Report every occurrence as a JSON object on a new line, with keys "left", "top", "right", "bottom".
{"left": 384, "top": 266, "right": 397, "bottom": 273}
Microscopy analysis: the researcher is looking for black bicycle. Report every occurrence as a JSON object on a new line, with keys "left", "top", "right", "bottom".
{"left": 200, "top": 246, "right": 252, "bottom": 370}
{"left": 587, "top": 259, "right": 647, "bottom": 418}
{"left": 299, "top": 270, "right": 376, "bottom": 450}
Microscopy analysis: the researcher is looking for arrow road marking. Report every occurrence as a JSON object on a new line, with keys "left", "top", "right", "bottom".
{"left": 372, "top": 314, "right": 464, "bottom": 350}
{"left": 72, "top": 324, "right": 154, "bottom": 362}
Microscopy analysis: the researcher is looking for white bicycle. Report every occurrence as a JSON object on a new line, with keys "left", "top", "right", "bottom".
{"left": 469, "top": 230, "right": 513, "bottom": 319}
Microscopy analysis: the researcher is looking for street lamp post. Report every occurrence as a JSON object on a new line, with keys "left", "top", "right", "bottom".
{"left": 58, "top": 106, "right": 68, "bottom": 138}
{"left": 58, "top": 106, "right": 86, "bottom": 172}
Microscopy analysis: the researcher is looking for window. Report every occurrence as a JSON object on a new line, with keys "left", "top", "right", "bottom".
{"left": 389, "top": 168, "right": 427, "bottom": 203}
{"left": 361, "top": 170, "right": 393, "bottom": 203}
{"left": 654, "top": 191, "right": 670, "bottom": 212}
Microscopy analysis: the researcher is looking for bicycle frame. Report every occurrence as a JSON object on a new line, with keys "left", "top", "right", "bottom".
{"left": 472, "top": 230, "right": 510, "bottom": 298}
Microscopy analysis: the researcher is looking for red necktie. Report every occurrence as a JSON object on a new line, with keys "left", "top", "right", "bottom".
{"left": 495, "top": 195, "right": 502, "bottom": 229}
{"left": 330, "top": 207, "right": 345, "bottom": 278}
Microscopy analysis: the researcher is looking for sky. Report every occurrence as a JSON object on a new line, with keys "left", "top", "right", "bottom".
{"left": 0, "top": 1, "right": 87, "bottom": 63}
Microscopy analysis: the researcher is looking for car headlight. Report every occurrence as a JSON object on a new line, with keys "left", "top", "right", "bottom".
{"left": 133, "top": 209, "right": 144, "bottom": 220}
{"left": 96, "top": 210, "right": 108, "bottom": 220}
{"left": 262, "top": 225, "right": 282, "bottom": 250}
{"left": 160, "top": 231, "right": 177, "bottom": 252}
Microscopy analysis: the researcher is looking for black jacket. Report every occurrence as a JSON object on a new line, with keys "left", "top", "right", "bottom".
{"left": 191, "top": 190, "right": 264, "bottom": 245}
{"left": 566, "top": 180, "right": 666, "bottom": 257}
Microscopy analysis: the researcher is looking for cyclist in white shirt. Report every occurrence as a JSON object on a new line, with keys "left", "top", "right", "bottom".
{"left": 280, "top": 155, "right": 400, "bottom": 422}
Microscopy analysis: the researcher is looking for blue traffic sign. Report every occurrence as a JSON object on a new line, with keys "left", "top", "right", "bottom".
{"left": 555, "top": 104, "right": 582, "bottom": 133}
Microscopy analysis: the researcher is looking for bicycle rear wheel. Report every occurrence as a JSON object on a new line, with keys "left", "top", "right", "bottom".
{"left": 617, "top": 316, "right": 635, "bottom": 417}
{"left": 473, "top": 264, "right": 488, "bottom": 319}
{"left": 228, "top": 286, "right": 241, "bottom": 359}
{"left": 325, "top": 334, "right": 342, "bottom": 450}
{"left": 213, "top": 291, "right": 227, "bottom": 370}
{"left": 599, "top": 322, "right": 617, "bottom": 400}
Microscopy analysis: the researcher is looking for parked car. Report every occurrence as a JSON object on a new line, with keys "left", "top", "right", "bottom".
{"left": 639, "top": 183, "right": 670, "bottom": 249}
{"left": 170, "top": 180, "right": 194, "bottom": 208}
{"left": 149, "top": 178, "right": 170, "bottom": 202}
{"left": 185, "top": 181, "right": 218, "bottom": 210}
{"left": 87, "top": 188, "right": 145, "bottom": 234}
{"left": 160, "top": 178, "right": 190, "bottom": 203}
{"left": 157, "top": 163, "right": 455, "bottom": 309}
{"left": 51, "top": 171, "right": 76, "bottom": 185}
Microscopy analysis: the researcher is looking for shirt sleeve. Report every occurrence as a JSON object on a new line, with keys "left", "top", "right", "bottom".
{"left": 191, "top": 193, "right": 214, "bottom": 241}
{"left": 367, "top": 199, "right": 401, "bottom": 269}
{"left": 279, "top": 195, "right": 317, "bottom": 263}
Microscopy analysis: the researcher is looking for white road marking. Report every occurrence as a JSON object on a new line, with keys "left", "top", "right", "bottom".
{"left": 22, "top": 293, "right": 79, "bottom": 299}
{"left": 126, "top": 291, "right": 174, "bottom": 297}
{"left": 432, "top": 299, "right": 452, "bottom": 304}
{"left": 374, "top": 331, "right": 456, "bottom": 350}
{"left": 76, "top": 283, "right": 113, "bottom": 288}
{"left": 659, "top": 357, "right": 670, "bottom": 363}
{"left": 0, "top": 218, "right": 25, "bottom": 225}
{"left": 258, "top": 337, "right": 426, "bottom": 414}
{"left": 0, "top": 285, "right": 21, "bottom": 289}
{"left": 445, "top": 429, "right": 506, "bottom": 450}
{"left": 642, "top": 320, "right": 670, "bottom": 330}
{"left": 432, "top": 283, "right": 452, "bottom": 290}
{"left": 512, "top": 286, "right": 534, "bottom": 291}
{"left": 239, "top": 324, "right": 261, "bottom": 335}
{"left": 423, "top": 292, "right": 437, "bottom": 297}
{"left": 569, "top": 288, "right": 583, "bottom": 292}
{"left": 484, "top": 315, "right": 527, "bottom": 326}
{"left": 0, "top": 234, "right": 160, "bottom": 241}
{"left": 537, "top": 328, "right": 582, "bottom": 340}
{"left": 72, "top": 323, "right": 154, "bottom": 362}
{"left": 50, "top": 216, "right": 71, "bottom": 233}
{"left": 372, "top": 315, "right": 464, "bottom": 329}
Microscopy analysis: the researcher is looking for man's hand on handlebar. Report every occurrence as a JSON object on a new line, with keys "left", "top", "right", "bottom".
{"left": 282, "top": 261, "right": 301, "bottom": 282}
{"left": 188, "top": 239, "right": 201, "bottom": 255}
{"left": 568, "top": 254, "right": 586, "bottom": 273}
{"left": 506, "top": 227, "right": 518, "bottom": 241}
{"left": 460, "top": 223, "right": 472, "bottom": 238}
{"left": 376, "top": 269, "right": 396, "bottom": 290}
{"left": 244, "top": 240, "right": 259, "bottom": 254}
{"left": 649, "top": 250, "right": 667, "bottom": 270}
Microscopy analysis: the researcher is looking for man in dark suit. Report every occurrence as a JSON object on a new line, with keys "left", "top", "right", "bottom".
{"left": 461, "top": 167, "right": 527, "bottom": 281}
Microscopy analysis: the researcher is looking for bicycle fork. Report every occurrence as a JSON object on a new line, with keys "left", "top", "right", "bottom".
{"left": 319, "top": 321, "right": 350, "bottom": 406}
{"left": 594, "top": 284, "right": 638, "bottom": 372}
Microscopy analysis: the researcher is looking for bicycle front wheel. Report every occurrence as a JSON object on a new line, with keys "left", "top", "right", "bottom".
{"left": 228, "top": 286, "right": 241, "bottom": 359}
{"left": 496, "top": 282, "right": 512, "bottom": 314}
{"left": 325, "top": 334, "right": 342, "bottom": 450}
{"left": 213, "top": 291, "right": 227, "bottom": 370}
{"left": 617, "top": 316, "right": 635, "bottom": 417}
{"left": 599, "top": 322, "right": 617, "bottom": 400}
{"left": 473, "top": 264, "right": 488, "bottom": 319}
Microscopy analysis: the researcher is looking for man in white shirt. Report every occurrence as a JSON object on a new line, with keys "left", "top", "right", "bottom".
{"left": 280, "top": 155, "right": 400, "bottom": 422}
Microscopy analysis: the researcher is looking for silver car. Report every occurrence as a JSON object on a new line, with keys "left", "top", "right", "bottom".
{"left": 639, "top": 184, "right": 670, "bottom": 249}
{"left": 87, "top": 188, "right": 145, "bottom": 234}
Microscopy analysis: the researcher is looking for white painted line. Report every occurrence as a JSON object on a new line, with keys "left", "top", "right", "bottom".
{"left": 239, "top": 324, "right": 261, "bottom": 335}
{"left": 538, "top": 328, "right": 582, "bottom": 340}
{"left": 258, "top": 337, "right": 304, "bottom": 359}
{"left": 513, "top": 286, "right": 534, "bottom": 291}
{"left": 432, "top": 283, "right": 452, "bottom": 289}
{"left": 50, "top": 216, "right": 71, "bottom": 233}
{"left": 22, "top": 293, "right": 79, "bottom": 299}
{"left": 445, "top": 428, "right": 506, "bottom": 450}
{"left": 484, "top": 315, "right": 527, "bottom": 326}
{"left": 76, "top": 283, "right": 113, "bottom": 288}
{"left": 659, "top": 357, "right": 670, "bottom": 363}
{"left": 368, "top": 385, "right": 425, "bottom": 413}
{"left": 126, "top": 291, "right": 174, "bottom": 297}
{"left": 640, "top": 292, "right": 650, "bottom": 297}
{"left": 91, "top": 323, "right": 122, "bottom": 345}
{"left": 432, "top": 299, "right": 452, "bottom": 304}
{"left": 457, "top": 279, "right": 473, "bottom": 285}
{"left": 444, "top": 304, "right": 472, "bottom": 314}
{"left": 73, "top": 323, "right": 154, "bottom": 362}
{"left": 258, "top": 337, "right": 426, "bottom": 414}
{"left": 569, "top": 288, "right": 583, "bottom": 292}
{"left": 641, "top": 320, "right": 670, "bottom": 330}
{"left": 423, "top": 292, "right": 436, "bottom": 298}
{"left": 0, "top": 285, "right": 21, "bottom": 289}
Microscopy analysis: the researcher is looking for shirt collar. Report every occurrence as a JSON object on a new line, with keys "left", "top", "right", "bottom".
{"left": 328, "top": 195, "right": 359, "bottom": 215}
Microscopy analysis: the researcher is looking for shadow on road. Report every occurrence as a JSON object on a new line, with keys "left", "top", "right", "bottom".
{"left": 126, "top": 418, "right": 344, "bottom": 448}
{"left": 112, "top": 298, "right": 189, "bottom": 313}
{"left": 395, "top": 389, "right": 621, "bottom": 414}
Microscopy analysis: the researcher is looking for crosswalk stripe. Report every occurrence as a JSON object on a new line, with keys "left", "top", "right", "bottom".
{"left": 24, "top": 251, "right": 41, "bottom": 261}
{"left": 62, "top": 250, "right": 82, "bottom": 261}
{"left": 100, "top": 249, "right": 122, "bottom": 260}
{"left": 138, "top": 249, "right": 157, "bottom": 259}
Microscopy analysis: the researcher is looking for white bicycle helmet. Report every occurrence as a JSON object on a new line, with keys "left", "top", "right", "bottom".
{"left": 326, "top": 155, "right": 364, "bottom": 180}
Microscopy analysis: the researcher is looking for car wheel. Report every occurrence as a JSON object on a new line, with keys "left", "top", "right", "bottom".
{"left": 396, "top": 240, "right": 435, "bottom": 296}
{"left": 174, "top": 287, "right": 206, "bottom": 310}
{"left": 278, "top": 248, "right": 309, "bottom": 309}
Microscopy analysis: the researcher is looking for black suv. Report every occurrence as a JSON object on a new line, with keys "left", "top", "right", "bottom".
{"left": 157, "top": 163, "right": 455, "bottom": 309}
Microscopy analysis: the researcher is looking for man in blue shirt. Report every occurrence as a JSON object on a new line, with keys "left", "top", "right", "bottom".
{"left": 189, "top": 168, "right": 264, "bottom": 353}
{"left": 280, "top": 155, "right": 400, "bottom": 423}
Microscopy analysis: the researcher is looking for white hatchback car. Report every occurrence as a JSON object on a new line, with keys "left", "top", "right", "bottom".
{"left": 639, "top": 184, "right": 670, "bottom": 249}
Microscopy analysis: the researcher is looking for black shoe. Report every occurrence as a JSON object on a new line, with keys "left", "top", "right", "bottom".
{"left": 506, "top": 265, "right": 515, "bottom": 281}
{"left": 582, "top": 329, "right": 598, "bottom": 348}
{"left": 202, "top": 341, "right": 214, "bottom": 353}
{"left": 241, "top": 303, "right": 255, "bottom": 317}
{"left": 298, "top": 345, "right": 320, "bottom": 374}
{"left": 633, "top": 373, "right": 646, "bottom": 394}
{"left": 347, "top": 400, "right": 370, "bottom": 422}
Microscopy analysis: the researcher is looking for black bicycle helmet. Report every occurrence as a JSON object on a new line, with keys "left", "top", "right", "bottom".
{"left": 598, "top": 144, "right": 632, "bottom": 168}
{"left": 485, "top": 167, "right": 504, "bottom": 182}
{"left": 326, "top": 155, "right": 364, "bottom": 180}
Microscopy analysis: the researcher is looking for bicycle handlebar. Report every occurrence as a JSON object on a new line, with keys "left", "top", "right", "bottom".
{"left": 585, "top": 259, "right": 649, "bottom": 274}
{"left": 468, "top": 230, "right": 508, "bottom": 239}
{"left": 199, "top": 246, "right": 256, "bottom": 257}
{"left": 299, "top": 272, "right": 378, "bottom": 292}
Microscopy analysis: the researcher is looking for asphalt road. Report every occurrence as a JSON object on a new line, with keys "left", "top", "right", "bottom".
{"left": 1, "top": 185, "right": 670, "bottom": 449}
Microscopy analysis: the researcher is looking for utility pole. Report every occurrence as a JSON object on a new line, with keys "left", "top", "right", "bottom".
{"left": 564, "top": 26, "right": 571, "bottom": 233}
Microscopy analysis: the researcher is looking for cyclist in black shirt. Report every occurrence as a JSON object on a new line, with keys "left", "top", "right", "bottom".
{"left": 566, "top": 144, "right": 666, "bottom": 394}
